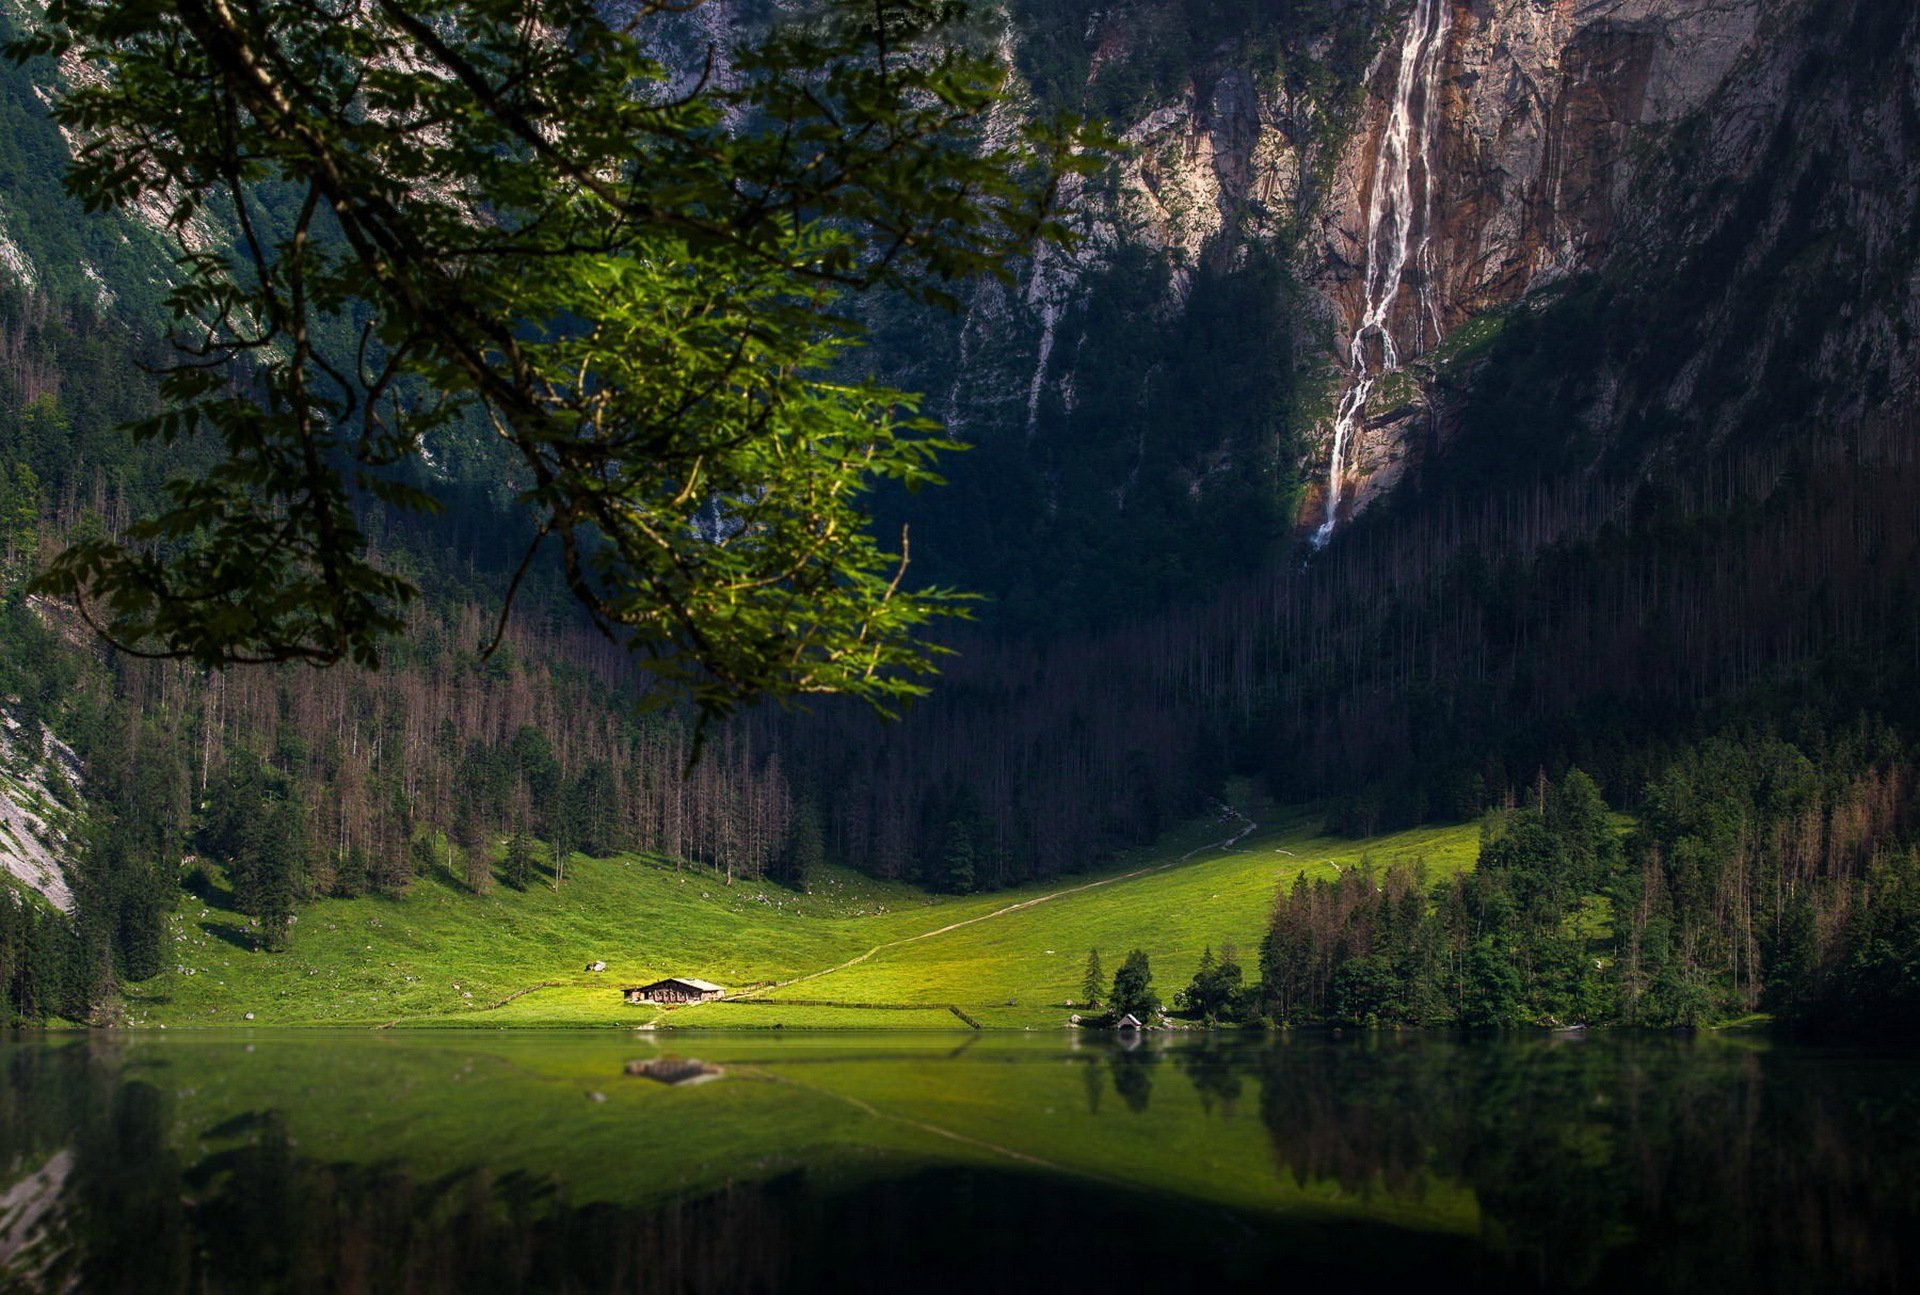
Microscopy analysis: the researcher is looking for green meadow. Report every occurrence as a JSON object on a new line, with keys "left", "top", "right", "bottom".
{"left": 125, "top": 798, "right": 1483, "bottom": 1030}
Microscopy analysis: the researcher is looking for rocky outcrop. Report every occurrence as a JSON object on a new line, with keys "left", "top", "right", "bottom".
{"left": 8, "top": 0, "right": 1899, "bottom": 599}
{"left": 1430, "top": 0, "right": 1760, "bottom": 315}
{"left": 1306, "top": 0, "right": 1767, "bottom": 531}
{"left": 0, "top": 714, "right": 80, "bottom": 914}
{"left": 942, "top": 0, "right": 1817, "bottom": 548}
{"left": 1603, "top": 0, "right": 1920, "bottom": 444}
{"left": 1110, "top": 66, "right": 1303, "bottom": 291}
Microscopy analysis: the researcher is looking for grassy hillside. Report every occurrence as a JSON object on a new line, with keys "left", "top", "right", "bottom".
{"left": 124, "top": 797, "right": 1482, "bottom": 1029}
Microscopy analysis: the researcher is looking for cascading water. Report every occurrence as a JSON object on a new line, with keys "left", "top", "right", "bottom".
{"left": 1312, "top": 0, "right": 1452, "bottom": 549}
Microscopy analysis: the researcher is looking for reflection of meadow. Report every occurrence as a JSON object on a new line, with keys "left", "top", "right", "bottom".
{"left": 2, "top": 1034, "right": 1919, "bottom": 1291}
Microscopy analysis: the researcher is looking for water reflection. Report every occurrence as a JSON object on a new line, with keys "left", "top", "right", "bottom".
{"left": 626, "top": 1056, "right": 726, "bottom": 1086}
{"left": 1106, "top": 1046, "right": 1154, "bottom": 1113}
{"left": 1, "top": 1032, "right": 1916, "bottom": 1292}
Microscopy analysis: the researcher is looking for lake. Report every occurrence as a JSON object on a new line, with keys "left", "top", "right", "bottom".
{"left": 1, "top": 1031, "right": 1916, "bottom": 1292}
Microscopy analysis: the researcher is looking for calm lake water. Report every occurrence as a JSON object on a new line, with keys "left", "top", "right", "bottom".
{"left": 1, "top": 1030, "right": 1916, "bottom": 1292}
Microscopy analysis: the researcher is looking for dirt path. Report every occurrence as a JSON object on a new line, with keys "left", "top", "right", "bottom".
{"left": 455, "top": 802, "right": 1259, "bottom": 1024}
{"left": 1181, "top": 803, "right": 1258, "bottom": 859}
{"left": 767, "top": 802, "right": 1259, "bottom": 994}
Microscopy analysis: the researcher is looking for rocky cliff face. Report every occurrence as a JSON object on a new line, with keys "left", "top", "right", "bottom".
{"left": 1304, "top": 0, "right": 1766, "bottom": 530}
{"left": 1598, "top": 0, "right": 1920, "bottom": 444}
{"left": 958, "top": 0, "right": 1909, "bottom": 550}
{"left": 0, "top": 712, "right": 80, "bottom": 914}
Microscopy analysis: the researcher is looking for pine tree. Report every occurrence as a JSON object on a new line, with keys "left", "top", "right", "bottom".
{"left": 782, "top": 801, "right": 825, "bottom": 893}
{"left": 114, "top": 860, "right": 170, "bottom": 982}
{"left": 408, "top": 833, "right": 438, "bottom": 880}
{"left": 503, "top": 828, "right": 536, "bottom": 892}
{"left": 1214, "top": 940, "right": 1245, "bottom": 1018}
{"left": 1081, "top": 949, "right": 1103, "bottom": 1009}
{"left": 570, "top": 763, "right": 618, "bottom": 857}
{"left": 334, "top": 847, "right": 368, "bottom": 898}
{"left": 941, "top": 819, "right": 977, "bottom": 894}
{"left": 462, "top": 842, "right": 494, "bottom": 896}
{"left": 455, "top": 805, "right": 493, "bottom": 895}
{"left": 1173, "top": 944, "right": 1246, "bottom": 1021}
{"left": 256, "top": 799, "right": 302, "bottom": 951}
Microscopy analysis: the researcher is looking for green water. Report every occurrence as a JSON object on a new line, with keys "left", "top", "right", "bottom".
{"left": 0, "top": 1031, "right": 1915, "bottom": 1292}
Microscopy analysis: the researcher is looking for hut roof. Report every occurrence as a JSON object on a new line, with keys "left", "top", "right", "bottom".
{"left": 630, "top": 976, "right": 724, "bottom": 993}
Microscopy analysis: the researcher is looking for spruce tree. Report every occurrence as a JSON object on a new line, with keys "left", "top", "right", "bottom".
{"left": 334, "top": 848, "right": 368, "bottom": 899}
{"left": 1174, "top": 946, "right": 1218, "bottom": 1018}
{"left": 114, "top": 861, "right": 170, "bottom": 982}
{"left": 1081, "top": 949, "right": 1103, "bottom": 1009}
{"left": 503, "top": 828, "right": 536, "bottom": 892}
{"left": 941, "top": 820, "right": 977, "bottom": 894}
{"left": 256, "top": 799, "right": 303, "bottom": 951}
{"left": 462, "top": 842, "right": 494, "bottom": 896}
{"left": 783, "top": 802, "right": 825, "bottom": 893}
{"left": 408, "top": 833, "right": 438, "bottom": 880}
{"left": 455, "top": 805, "right": 493, "bottom": 895}
{"left": 1214, "top": 941, "right": 1245, "bottom": 1018}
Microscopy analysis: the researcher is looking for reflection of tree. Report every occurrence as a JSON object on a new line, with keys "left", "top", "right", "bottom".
{"left": 1256, "top": 1035, "right": 1439, "bottom": 1199}
{"left": 1080, "top": 1057, "right": 1103, "bottom": 1115}
{"left": 1108, "top": 1047, "right": 1156, "bottom": 1114}
{"left": 174, "top": 1134, "right": 798, "bottom": 1293}
{"left": 1253, "top": 1035, "right": 1920, "bottom": 1290}
{"left": 1174, "top": 1041, "right": 1244, "bottom": 1116}
{"left": 77, "top": 1080, "right": 190, "bottom": 1292}
{"left": 7, "top": 1038, "right": 1920, "bottom": 1291}
{"left": 0, "top": 1044, "right": 801, "bottom": 1293}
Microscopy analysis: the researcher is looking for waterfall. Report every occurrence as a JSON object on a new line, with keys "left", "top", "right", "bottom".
{"left": 1313, "top": 0, "right": 1452, "bottom": 549}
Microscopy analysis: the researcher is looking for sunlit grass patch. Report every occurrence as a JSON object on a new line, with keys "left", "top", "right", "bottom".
{"left": 124, "top": 799, "right": 1484, "bottom": 1029}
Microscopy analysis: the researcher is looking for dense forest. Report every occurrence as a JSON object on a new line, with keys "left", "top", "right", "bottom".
{"left": 1254, "top": 750, "right": 1920, "bottom": 1032}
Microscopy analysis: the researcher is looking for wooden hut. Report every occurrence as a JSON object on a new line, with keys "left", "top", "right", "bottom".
{"left": 1114, "top": 1012, "right": 1143, "bottom": 1032}
{"left": 625, "top": 977, "right": 725, "bottom": 1005}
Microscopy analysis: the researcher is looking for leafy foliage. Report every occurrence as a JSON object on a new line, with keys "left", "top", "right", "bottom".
{"left": 1108, "top": 947, "right": 1156, "bottom": 1019}
{"left": 11, "top": 0, "right": 1100, "bottom": 721}
{"left": 1172, "top": 942, "right": 1244, "bottom": 1021}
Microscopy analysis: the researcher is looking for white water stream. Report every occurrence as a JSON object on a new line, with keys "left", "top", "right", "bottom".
{"left": 1313, "top": 0, "right": 1453, "bottom": 549}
